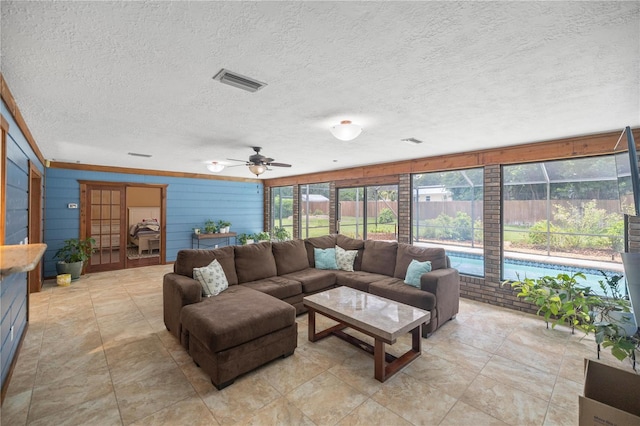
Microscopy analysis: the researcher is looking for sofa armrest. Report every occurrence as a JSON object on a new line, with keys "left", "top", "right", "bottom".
{"left": 163, "top": 272, "right": 203, "bottom": 340}
{"left": 420, "top": 267, "right": 460, "bottom": 330}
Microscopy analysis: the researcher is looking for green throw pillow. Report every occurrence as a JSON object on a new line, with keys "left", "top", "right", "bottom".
{"left": 404, "top": 259, "right": 432, "bottom": 288}
{"left": 314, "top": 247, "right": 338, "bottom": 270}
{"left": 193, "top": 259, "right": 229, "bottom": 297}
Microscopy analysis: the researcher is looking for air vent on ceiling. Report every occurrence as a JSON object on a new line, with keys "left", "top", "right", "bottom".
{"left": 213, "top": 69, "right": 267, "bottom": 92}
{"left": 401, "top": 138, "right": 423, "bottom": 145}
{"left": 128, "top": 152, "right": 152, "bottom": 158}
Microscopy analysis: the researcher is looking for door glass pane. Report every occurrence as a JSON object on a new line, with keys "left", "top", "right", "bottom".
{"left": 365, "top": 184, "right": 398, "bottom": 241}
{"left": 89, "top": 187, "right": 122, "bottom": 268}
{"left": 270, "top": 186, "right": 294, "bottom": 239}
{"left": 338, "top": 187, "right": 364, "bottom": 239}
{"left": 300, "top": 183, "right": 330, "bottom": 238}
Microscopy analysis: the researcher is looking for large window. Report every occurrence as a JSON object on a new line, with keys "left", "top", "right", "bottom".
{"left": 300, "top": 183, "right": 330, "bottom": 238}
{"left": 270, "top": 186, "right": 294, "bottom": 238}
{"left": 502, "top": 156, "right": 623, "bottom": 288}
{"left": 412, "top": 169, "right": 484, "bottom": 276}
{"left": 337, "top": 185, "right": 398, "bottom": 240}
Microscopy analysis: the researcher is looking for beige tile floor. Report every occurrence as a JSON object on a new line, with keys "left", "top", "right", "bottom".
{"left": 1, "top": 264, "right": 636, "bottom": 425}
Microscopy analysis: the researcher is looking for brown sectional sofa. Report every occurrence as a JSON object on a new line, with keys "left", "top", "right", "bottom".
{"left": 163, "top": 234, "right": 460, "bottom": 389}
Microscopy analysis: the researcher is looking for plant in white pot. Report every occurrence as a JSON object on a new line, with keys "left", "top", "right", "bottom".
{"left": 217, "top": 220, "right": 231, "bottom": 234}
{"left": 621, "top": 252, "right": 640, "bottom": 329}
{"left": 54, "top": 237, "right": 95, "bottom": 280}
{"left": 596, "top": 270, "right": 637, "bottom": 337}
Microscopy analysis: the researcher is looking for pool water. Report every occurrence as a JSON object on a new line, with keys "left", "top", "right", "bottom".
{"left": 448, "top": 251, "right": 622, "bottom": 295}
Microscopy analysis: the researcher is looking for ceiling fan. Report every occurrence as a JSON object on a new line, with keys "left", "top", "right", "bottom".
{"left": 227, "top": 147, "right": 292, "bottom": 176}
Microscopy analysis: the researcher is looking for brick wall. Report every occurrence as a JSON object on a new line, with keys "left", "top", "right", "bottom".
{"left": 459, "top": 165, "right": 538, "bottom": 314}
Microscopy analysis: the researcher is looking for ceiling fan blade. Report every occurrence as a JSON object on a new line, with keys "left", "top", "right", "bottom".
{"left": 226, "top": 158, "right": 248, "bottom": 163}
{"left": 263, "top": 157, "right": 275, "bottom": 163}
{"left": 267, "top": 162, "right": 292, "bottom": 168}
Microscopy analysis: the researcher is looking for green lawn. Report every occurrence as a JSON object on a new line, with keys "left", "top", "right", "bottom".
{"left": 274, "top": 216, "right": 396, "bottom": 238}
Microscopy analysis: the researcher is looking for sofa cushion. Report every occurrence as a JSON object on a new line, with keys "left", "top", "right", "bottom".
{"left": 394, "top": 244, "right": 447, "bottom": 279}
{"left": 404, "top": 259, "right": 432, "bottom": 288}
{"left": 334, "top": 270, "right": 388, "bottom": 292}
{"left": 234, "top": 242, "right": 277, "bottom": 283}
{"left": 336, "top": 235, "right": 365, "bottom": 271}
{"left": 193, "top": 259, "right": 229, "bottom": 296}
{"left": 174, "top": 247, "right": 238, "bottom": 285}
{"left": 305, "top": 234, "right": 337, "bottom": 267}
{"left": 240, "top": 276, "right": 302, "bottom": 300}
{"left": 314, "top": 248, "right": 338, "bottom": 270}
{"left": 181, "top": 285, "right": 295, "bottom": 353}
{"left": 272, "top": 239, "right": 309, "bottom": 275}
{"left": 281, "top": 268, "right": 336, "bottom": 294}
{"left": 361, "top": 240, "right": 398, "bottom": 277}
{"left": 335, "top": 245, "right": 358, "bottom": 272}
{"left": 368, "top": 277, "right": 436, "bottom": 311}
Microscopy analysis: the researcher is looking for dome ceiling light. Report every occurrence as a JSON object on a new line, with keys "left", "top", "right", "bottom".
{"left": 330, "top": 120, "right": 363, "bottom": 141}
{"left": 206, "top": 162, "right": 225, "bottom": 173}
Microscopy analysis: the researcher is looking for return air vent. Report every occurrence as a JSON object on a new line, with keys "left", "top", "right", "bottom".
{"left": 401, "top": 138, "right": 423, "bottom": 145}
{"left": 128, "top": 152, "right": 152, "bottom": 158}
{"left": 213, "top": 69, "right": 267, "bottom": 92}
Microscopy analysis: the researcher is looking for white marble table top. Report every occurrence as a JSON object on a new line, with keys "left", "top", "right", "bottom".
{"left": 0, "top": 243, "right": 47, "bottom": 276}
{"left": 303, "top": 286, "right": 430, "bottom": 343}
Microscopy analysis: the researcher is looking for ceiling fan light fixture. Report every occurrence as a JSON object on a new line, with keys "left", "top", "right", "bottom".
{"left": 330, "top": 120, "right": 362, "bottom": 141}
{"left": 206, "top": 162, "right": 225, "bottom": 173}
{"left": 248, "top": 164, "right": 267, "bottom": 176}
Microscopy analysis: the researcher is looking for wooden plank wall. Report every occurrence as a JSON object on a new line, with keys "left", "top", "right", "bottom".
{"left": 0, "top": 100, "right": 44, "bottom": 391}
{"left": 43, "top": 168, "right": 264, "bottom": 277}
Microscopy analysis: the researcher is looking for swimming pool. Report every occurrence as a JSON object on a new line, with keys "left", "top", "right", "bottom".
{"left": 448, "top": 251, "right": 623, "bottom": 295}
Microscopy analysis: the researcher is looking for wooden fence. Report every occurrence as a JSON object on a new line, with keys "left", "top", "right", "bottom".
{"left": 301, "top": 199, "right": 621, "bottom": 225}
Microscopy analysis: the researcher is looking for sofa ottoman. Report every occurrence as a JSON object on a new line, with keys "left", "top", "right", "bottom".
{"left": 180, "top": 285, "right": 297, "bottom": 389}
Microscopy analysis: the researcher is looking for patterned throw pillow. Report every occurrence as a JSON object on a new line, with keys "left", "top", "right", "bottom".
{"left": 335, "top": 245, "right": 358, "bottom": 272}
{"left": 314, "top": 247, "right": 338, "bottom": 270}
{"left": 404, "top": 259, "right": 432, "bottom": 288}
{"left": 193, "top": 259, "right": 229, "bottom": 297}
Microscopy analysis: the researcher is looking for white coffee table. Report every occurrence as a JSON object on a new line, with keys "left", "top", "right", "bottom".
{"left": 303, "top": 286, "right": 430, "bottom": 382}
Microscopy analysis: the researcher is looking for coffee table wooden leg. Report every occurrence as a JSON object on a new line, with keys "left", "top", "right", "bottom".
{"left": 412, "top": 325, "right": 421, "bottom": 352}
{"left": 374, "top": 339, "right": 385, "bottom": 382}
{"left": 308, "top": 308, "right": 317, "bottom": 342}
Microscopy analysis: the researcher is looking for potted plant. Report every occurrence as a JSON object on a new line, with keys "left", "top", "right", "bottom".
{"left": 503, "top": 272, "right": 599, "bottom": 334}
{"left": 272, "top": 226, "right": 291, "bottom": 242}
{"left": 238, "top": 233, "right": 254, "bottom": 245}
{"left": 217, "top": 220, "right": 231, "bottom": 234}
{"left": 596, "top": 270, "right": 637, "bottom": 337}
{"left": 54, "top": 237, "right": 96, "bottom": 280}
{"left": 204, "top": 220, "right": 217, "bottom": 234}
{"left": 505, "top": 271, "right": 639, "bottom": 369}
{"left": 255, "top": 231, "right": 270, "bottom": 242}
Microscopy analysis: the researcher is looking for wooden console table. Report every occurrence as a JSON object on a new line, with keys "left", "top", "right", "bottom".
{"left": 191, "top": 232, "right": 237, "bottom": 249}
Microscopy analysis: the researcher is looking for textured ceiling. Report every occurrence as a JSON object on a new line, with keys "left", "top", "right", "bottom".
{"left": 1, "top": 1, "right": 639, "bottom": 179}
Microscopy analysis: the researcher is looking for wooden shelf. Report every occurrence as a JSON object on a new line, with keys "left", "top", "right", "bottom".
{"left": 0, "top": 243, "right": 47, "bottom": 276}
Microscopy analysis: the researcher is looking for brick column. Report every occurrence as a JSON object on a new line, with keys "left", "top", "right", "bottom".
{"left": 292, "top": 184, "right": 299, "bottom": 239}
{"left": 263, "top": 186, "right": 271, "bottom": 233}
{"left": 398, "top": 174, "right": 411, "bottom": 243}
{"left": 329, "top": 181, "right": 337, "bottom": 234}
{"left": 628, "top": 215, "right": 640, "bottom": 253}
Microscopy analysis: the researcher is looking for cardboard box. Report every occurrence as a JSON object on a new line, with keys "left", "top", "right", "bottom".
{"left": 579, "top": 359, "right": 640, "bottom": 426}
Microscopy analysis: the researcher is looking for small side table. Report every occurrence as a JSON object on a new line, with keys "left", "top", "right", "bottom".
{"left": 192, "top": 232, "right": 237, "bottom": 249}
{"left": 148, "top": 238, "right": 160, "bottom": 254}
